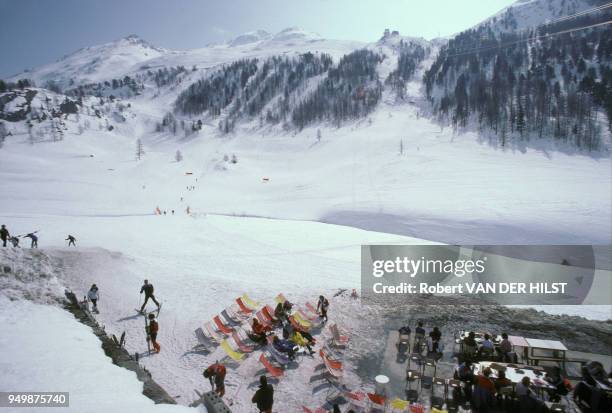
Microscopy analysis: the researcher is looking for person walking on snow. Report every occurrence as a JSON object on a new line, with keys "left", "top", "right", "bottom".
{"left": 203, "top": 362, "right": 227, "bottom": 397}
{"left": 87, "top": 284, "right": 99, "bottom": 313}
{"left": 24, "top": 232, "right": 38, "bottom": 248}
{"left": 0, "top": 224, "right": 9, "bottom": 247}
{"left": 139, "top": 279, "right": 160, "bottom": 313}
{"left": 147, "top": 313, "right": 161, "bottom": 353}
{"left": 66, "top": 235, "right": 76, "bottom": 247}
{"left": 317, "top": 295, "right": 329, "bottom": 322}
{"left": 252, "top": 375, "right": 274, "bottom": 413}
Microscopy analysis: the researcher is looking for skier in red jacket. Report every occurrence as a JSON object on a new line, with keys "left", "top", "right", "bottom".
{"left": 203, "top": 362, "right": 226, "bottom": 396}
{"left": 148, "top": 313, "right": 160, "bottom": 353}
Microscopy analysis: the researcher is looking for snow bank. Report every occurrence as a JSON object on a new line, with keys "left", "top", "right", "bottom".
{"left": 0, "top": 296, "right": 195, "bottom": 413}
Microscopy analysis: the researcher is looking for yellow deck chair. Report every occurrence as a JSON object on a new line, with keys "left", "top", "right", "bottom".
{"left": 294, "top": 311, "right": 313, "bottom": 329}
{"left": 241, "top": 293, "right": 260, "bottom": 310}
{"left": 390, "top": 398, "right": 410, "bottom": 412}
{"left": 220, "top": 339, "right": 244, "bottom": 362}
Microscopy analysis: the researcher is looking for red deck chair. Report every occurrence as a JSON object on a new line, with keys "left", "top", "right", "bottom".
{"left": 259, "top": 353, "right": 283, "bottom": 377}
{"left": 298, "top": 308, "right": 318, "bottom": 321}
{"left": 213, "top": 315, "right": 234, "bottom": 335}
{"left": 367, "top": 393, "right": 386, "bottom": 410}
{"left": 305, "top": 301, "right": 319, "bottom": 316}
{"left": 409, "top": 403, "right": 425, "bottom": 413}
{"left": 236, "top": 297, "right": 254, "bottom": 314}
{"left": 256, "top": 310, "right": 273, "bottom": 327}
{"left": 262, "top": 305, "right": 277, "bottom": 323}
{"left": 288, "top": 315, "right": 310, "bottom": 332}
{"left": 231, "top": 331, "right": 254, "bottom": 353}
{"left": 319, "top": 349, "right": 343, "bottom": 378}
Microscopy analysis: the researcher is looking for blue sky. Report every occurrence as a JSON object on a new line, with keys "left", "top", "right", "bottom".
{"left": 0, "top": 0, "right": 516, "bottom": 78}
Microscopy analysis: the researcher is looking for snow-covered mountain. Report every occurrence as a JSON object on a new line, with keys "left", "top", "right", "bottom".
{"left": 13, "top": 35, "right": 165, "bottom": 89}
{"left": 476, "top": 0, "right": 607, "bottom": 32}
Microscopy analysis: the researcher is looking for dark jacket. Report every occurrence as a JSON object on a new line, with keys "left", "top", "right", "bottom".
{"left": 0, "top": 227, "right": 8, "bottom": 240}
{"left": 141, "top": 284, "right": 154, "bottom": 296}
{"left": 252, "top": 384, "right": 274, "bottom": 411}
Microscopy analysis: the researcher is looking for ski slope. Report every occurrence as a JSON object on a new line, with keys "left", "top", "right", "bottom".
{"left": 1, "top": 12, "right": 611, "bottom": 412}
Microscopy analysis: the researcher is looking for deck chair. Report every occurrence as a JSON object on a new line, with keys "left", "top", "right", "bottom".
{"left": 320, "top": 349, "right": 343, "bottom": 378}
{"left": 236, "top": 297, "right": 255, "bottom": 314}
{"left": 344, "top": 391, "right": 367, "bottom": 412}
{"left": 275, "top": 293, "right": 287, "bottom": 304}
{"left": 305, "top": 301, "right": 320, "bottom": 316}
{"left": 269, "top": 344, "right": 291, "bottom": 365}
{"left": 213, "top": 315, "right": 234, "bottom": 335}
{"left": 262, "top": 305, "right": 278, "bottom": 323}
{"left": 231, "top": 331, "right": 254, "bottom": 353}
{"left": 298, "top": 308, "right": 319, "bottom": 321}
{"left": 203, "top": 321, "right": 223, "bottom": 343}
{"left": 220, "top": 309, "right": 241, "bottom": 326}
{"left": 390, "top": 397, "right": 410, "bottom": 412}
{"left": 289, "top": 315, "right": 310, "bottom": 332}
{"left": 409, "top": 403, "right": 425, "bottom": 413}
{"left": 256, "top": 310, "right": 273, "bottom": 327}
{"left": 294, "top": 312, "right": 314, "bottom": 329}
{"left": 194, "top": 327, "right": 217, "bottom": 347}
{"left": 329, "top": 323, "right": 349, "bottom": 348}
{"left": 226, "top": 303, "right": 250, "bottom": 321}
{"left": 220, "top": 339, "right": 244, "bottom": 362}
{"left": 241, "top": 293, "right": 260, "bottom": 309}
{"left": 259, "top": 353, "right": 283, "bottom": 377}
{"left": 367, "top": 393, "right": 386, "bottom": 411}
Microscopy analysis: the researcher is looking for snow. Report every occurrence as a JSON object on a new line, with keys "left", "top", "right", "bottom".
{"left": 1, "top": 7, "right": 611, "bottom": 412}
{"left": 0, "top": 296, "right": 195, "bottom": 413}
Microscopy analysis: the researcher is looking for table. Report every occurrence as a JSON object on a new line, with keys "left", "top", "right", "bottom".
{"left": 458, "top": 331, "right": 501, "bottom": 344}
{"left": 473, "top": 361, "right": 555, "bottom": 391}
{"left": 524, "top": 338, "right": 568, "bottom": 369}
{"left": 375, "top": 374, "right": 389, "bottom": 396}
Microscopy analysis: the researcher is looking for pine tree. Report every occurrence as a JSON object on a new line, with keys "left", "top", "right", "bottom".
{"left": 136, "top": 139, "right": 145, "bottom": 160}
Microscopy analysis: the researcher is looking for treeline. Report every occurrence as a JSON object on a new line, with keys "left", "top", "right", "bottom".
{"left": 292, "top": 49, "right": 383, "bottom": 129}
{"left": 175, "top": 59, "right": 259, "bottom": 117}
{"left": 175, "top": 50, "right": 384, "bottom": 132}
{"left": 0, "top": 78, "right": 34, "bottom": 92}
{"left": 424, "top": 10, "right": 612, "bottom": 150}
{"left": 386, "top": 41, "right": 428, "bottom": 99}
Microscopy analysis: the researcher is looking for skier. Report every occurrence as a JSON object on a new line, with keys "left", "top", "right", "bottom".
{"left": 0, "top": 224, "right": 9, "bottom": 247}
{"left": 24, "top": 232, "right": 38, "bottom": 248}
{"left": 252, "top": 375, "right": 274, "bottom": 413}
{"left": 87, "top": 284, "right": 99, "bottom": 313}
{"left": 203, "top": 362, "right": 227, "bottom": 397}
{"left": 139, "top": 279, "right": 160, "bottom": 313}
{"left": 317, "top": 295, "right": 329, "bottom": 322}
{"left": 66, "top": 235, "right": 76, "bottom": 247}
{"left": 147, "top": 313, "right": 161, "bottom": 353}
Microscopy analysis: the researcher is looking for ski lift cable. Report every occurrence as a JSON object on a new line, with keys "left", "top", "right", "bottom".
{"left": 450, "top": 2, "right": 612, "bottom": 56}
{"left": 545, "top": 2, "right": 612, "bottom": 25}
{"left": 443, "top": 19, "right": 612, "bottom": 59}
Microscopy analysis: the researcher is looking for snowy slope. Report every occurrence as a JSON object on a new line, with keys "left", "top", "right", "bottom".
{"left": 11, "top": 29, "right": 365, "bottom": 92}
{"left": 12, "top": 35, "right": 165, "bottom": 89}
{"left": 0, "top": 296, "right": 194, "bottom": 413}
{"left": 476, "top": 0, "right": 606, "bottom": 32}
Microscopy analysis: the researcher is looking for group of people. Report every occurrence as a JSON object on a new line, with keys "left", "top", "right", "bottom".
{"left": 0, "top": 224, "right": 77, "bottom": 248}
{"left": 462, "top": 331, "right": 514, "bottom": 362}
{"left": 398, "top": 321, "right": 444, "bottom": 358}
{"left": 457, "top": 362, "right": 568, "bottom": 412}
{"left": 202, "top": 294, "right": 332, "bottom": 412}
{"left": 84, "top": 279, "right": 162, "bottom": 353}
